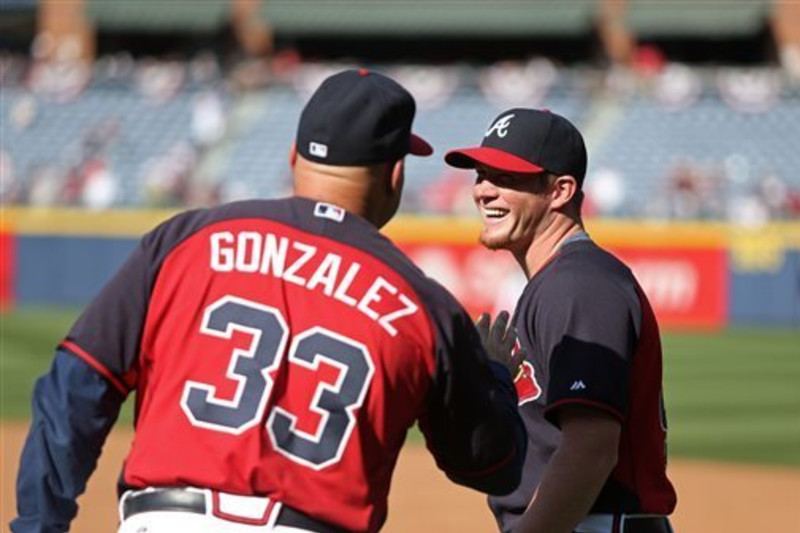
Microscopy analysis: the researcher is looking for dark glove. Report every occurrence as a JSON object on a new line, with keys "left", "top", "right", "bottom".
{"left": 475, "top": 311, "right": 524, "bottom": 376}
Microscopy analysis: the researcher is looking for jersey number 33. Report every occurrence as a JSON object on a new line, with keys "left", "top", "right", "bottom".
{"left": 179, "top": 295, "right": 375, "bottom": 470}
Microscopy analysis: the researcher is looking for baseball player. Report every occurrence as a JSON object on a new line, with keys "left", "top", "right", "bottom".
{"left": 11, "top": 70, "right": 527, "bottom": 533}
{"left": 446, "top": 108, "right": 677, "bottom": 533}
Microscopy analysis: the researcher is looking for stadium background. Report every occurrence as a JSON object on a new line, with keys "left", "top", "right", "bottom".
{"left": 1, "top": 1, "right": 799, "bottom": 532}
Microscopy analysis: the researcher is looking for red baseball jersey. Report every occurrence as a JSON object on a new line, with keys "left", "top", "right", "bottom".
{"left": 61, "top": 197, "right": 523, "bottom": 532}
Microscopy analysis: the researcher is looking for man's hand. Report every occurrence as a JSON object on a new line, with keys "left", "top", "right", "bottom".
{"left": 475, "top": 311, "right": 524, "bottom": 376}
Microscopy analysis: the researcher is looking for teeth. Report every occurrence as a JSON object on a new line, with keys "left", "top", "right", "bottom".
{"left": 484, "top": 208, "right": 508, "bottom": 218}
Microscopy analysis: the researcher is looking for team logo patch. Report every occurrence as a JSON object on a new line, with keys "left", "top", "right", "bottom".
{"left": 309, "top": 142, "right": 328, "bottom": 158}
{"left": 514, "top": 360, "right": 542, "bottom": 405}
{"left": 485, "top": 113, "right": 515, "bottom": 138}
{"left": 314, "top": 202, "right": 345, "bottom": 222}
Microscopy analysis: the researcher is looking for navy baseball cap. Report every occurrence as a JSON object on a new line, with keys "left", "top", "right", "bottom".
{"left": 445, "top": 108, "right": 587, "bottom": 186}
{"left": 297, "top": 69, "right": 433, "bottom": 165}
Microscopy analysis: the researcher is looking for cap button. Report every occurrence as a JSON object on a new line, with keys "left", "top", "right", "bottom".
{"left": 358, "top": 68, "right": 370, "bottom": 77}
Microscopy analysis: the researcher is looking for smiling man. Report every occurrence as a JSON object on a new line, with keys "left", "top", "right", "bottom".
{"left": 445, "top": 109, "right": 677, "bottom": 533}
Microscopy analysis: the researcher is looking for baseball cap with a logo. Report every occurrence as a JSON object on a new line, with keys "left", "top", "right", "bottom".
{"left": 444, "top": 108, "right": 587, "bottom": 186}
{"left": 297, "top": 69, "right": 433, "bottom": 166}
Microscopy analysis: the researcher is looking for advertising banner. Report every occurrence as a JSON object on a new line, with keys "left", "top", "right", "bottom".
{"left": 400, "top": 242, "right": 728, "bottom": 330}
{"left": 610, "top": 247, "right": 728, "bottom": 330}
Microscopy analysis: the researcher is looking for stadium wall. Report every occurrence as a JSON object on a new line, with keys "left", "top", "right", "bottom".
{"left": 1, "top": 208, "right": 798, "bottom": 328}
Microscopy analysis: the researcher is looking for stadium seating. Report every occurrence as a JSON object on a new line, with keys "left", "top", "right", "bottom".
{"left": 2, "top": 61, "right": 798, "bottom": 218}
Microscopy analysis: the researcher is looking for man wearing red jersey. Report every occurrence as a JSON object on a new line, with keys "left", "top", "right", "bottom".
{"left": 447, "top": 109, "right": 677, "bottom": 533}
{"left": 12, "top": 70, "right": 526, "bottom": 533}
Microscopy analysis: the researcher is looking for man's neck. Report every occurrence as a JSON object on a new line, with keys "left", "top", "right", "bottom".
{"left": 518, "top": 216, "right": 584, "bottom": 279}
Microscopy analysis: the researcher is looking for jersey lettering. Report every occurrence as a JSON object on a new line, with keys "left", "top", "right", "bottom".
{"left": 181, "top": 296, "right": 374, "bottom": 469}
{"left": 283, "top": 241, "right": 316, "bottom": 286}
{"left": 209, "top": 232, "right": 420, "bottom": 336}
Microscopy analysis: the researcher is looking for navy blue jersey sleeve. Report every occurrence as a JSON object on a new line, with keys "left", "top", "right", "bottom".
{"left": 533, "top": 254, "right": 640, "bottom": 425}
{"left": 62, "top": 234, "right": 157, "bottom": 388}
{"left": 11, "top": 350, "right": 124, "bottom": 533}
{"left": 417, "top": 294, "right": 526, "bottom": 496}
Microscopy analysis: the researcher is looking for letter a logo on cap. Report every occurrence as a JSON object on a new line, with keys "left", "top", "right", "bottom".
{"left": 485, "top": 114, "right": 515, "bottom": 139}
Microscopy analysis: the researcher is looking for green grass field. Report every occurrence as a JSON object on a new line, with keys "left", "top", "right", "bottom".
{"left": 2, "top": 307, "right": 799, "bottom": 466}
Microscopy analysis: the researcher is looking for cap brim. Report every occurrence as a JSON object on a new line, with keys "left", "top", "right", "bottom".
{"left": 444, "top": 147, "right": 545, "bottom": 173}
{"left": 409, "top": 134, "right": 433, "bottom": 157}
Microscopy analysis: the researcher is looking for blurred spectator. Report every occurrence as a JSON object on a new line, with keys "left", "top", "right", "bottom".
{"left": 0, "top": 53, "right": 27, "bottom": 86}
{"left": 26, "top": 33, "right": 91, "bottom": 102}
{"left": 584, "top": 166, "right": 625, "bottom": 216}
{"left": 135, "top": 59, "right": 185, "bottom": 103}
{"left": 779, "top": 44, "right": 800, "bottom": 82}
{"left": 229, "top": 57, "right": 274, "bottom": 91}
{"left": 727, "top": 193, "right": 769, "bottom": 227}
{"left": 717, "top": 68, "right": 781, "bottom": 113}
{"left": 604, "top": 64, "right": 637, "bottom": 98}
{"left": 270, "top": 48, "right": 303, "bottom": 81}
{"left": 663, "top": 161, "right": 702, "bottom": 219}
{"left": 188, "top": 51, "right": 222, "bottom": 86}
{"left": 219, "top": 179, "right": 256, "bottom": 203}
{"left": 191, "top": 90, "right": 227, "bottom": 148}
{"left": 785, "top": 189, "right": 800, "bottom": 217}
{"left": 479, "top": 58, "right": 557, "bottom": 108}
{"left": 26, "top": 163, "right": 62, "bottom": 207}
{"left": 420, "top": 170, "right": 475, "bottom": 215}
{"left": 0, "top": 150, "right": 20, "bottom": 204}
{"left": 652, "top": 64, "right": 701, "bottom": 110}
{"left": 58, "top": 164, "right": 85, "bottom": 206}
{"left": 80, "top": 157, "right": 118, "bottom": 210}
{"left": 10, "top": 95, "right": 37, "bottom": 131}
{"left": 140, "top": 141, "right": 197, "bottom": 207}
{"left": 82, "top": 118, "right": 122, "bottom": 159}
{"left": 631, "top": 44, "right": 666, "bottom": 78}
{"left": 757, "top": 171, "right": 789, "bottom": 219}
{"left": 645, "top": 160, "right": 722, "bottom": 220}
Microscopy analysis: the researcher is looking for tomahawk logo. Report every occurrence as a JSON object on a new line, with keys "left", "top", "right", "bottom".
{"left": 485, "top": 114, "right": 515, "bottom": 138}
{"left": 514, "top": 361, "right": 542, "bottom": 406}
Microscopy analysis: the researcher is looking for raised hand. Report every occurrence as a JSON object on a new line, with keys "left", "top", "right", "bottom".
{"left": 475, "top": 311, "right": 524, "bottom": 376}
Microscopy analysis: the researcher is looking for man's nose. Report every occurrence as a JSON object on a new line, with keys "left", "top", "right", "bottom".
{"left": 473, "top": 177, "right": 498, "bottom": 197}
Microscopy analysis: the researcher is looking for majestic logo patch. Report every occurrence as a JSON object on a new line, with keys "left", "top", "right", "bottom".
{"left": 569, "top": 380, "right": 587, "bottom": 391}
{"left": 514, "top": 361, "right": 542, "bottom": 406}
{"left": 485, "top": 114, "right": 515, "bottom": 139}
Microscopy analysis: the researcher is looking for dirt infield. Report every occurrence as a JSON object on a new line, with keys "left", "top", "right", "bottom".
{"left": 3, "top": 422, "right": 799, "bottom": 532}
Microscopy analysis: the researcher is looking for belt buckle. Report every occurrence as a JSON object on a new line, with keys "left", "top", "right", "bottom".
{"left": 210, "top": 491, "right": 281, "bottom": 527}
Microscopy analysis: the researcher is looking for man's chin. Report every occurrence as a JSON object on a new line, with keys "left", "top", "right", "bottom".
{"left": 479, "top": 233, "right": 511, "bottom": 251}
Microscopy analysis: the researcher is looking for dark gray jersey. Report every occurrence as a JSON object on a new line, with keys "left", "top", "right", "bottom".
{"left": 490, "top": 238, "right": 676, "bottom": 532}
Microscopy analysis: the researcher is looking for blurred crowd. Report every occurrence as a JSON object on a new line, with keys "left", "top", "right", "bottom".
{"left": 2, "top": 42, "right": 800, "bottom": 223}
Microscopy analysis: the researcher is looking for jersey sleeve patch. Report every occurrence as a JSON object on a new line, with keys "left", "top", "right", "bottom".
{"left": 544, "top": 335, "right": 629, "bottom": 426}
{"left": 60, "top": 340, "right": 132, "bottom": 396}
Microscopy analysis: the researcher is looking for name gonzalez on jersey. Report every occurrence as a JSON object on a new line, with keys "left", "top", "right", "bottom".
{"left": 209, "top": 231, "right": 419, "bottom": 337}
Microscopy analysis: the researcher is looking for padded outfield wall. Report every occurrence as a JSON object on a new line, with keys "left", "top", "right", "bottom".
{"left": 1, "top": 208, "right": 798, "bottom": 328}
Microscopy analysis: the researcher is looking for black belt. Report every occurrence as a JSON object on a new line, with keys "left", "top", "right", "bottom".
{"left": 572, "top": 515, "right": 673, "bottom": 533}
{"left": 620, "top": 516, "right": 673, "bottom": 533}
{"left": 122, "top": 489, "right": 348, "bottom": 533}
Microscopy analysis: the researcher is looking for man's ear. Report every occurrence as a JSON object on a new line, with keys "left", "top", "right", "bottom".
{"left": 389, "top": 159, "right": 405, "bottom": 194}
{"left": 289, "top": 142, "right": 298, "bottom": 168}
{"left": 551, "top": 174, "right": 578, "bottom": 209}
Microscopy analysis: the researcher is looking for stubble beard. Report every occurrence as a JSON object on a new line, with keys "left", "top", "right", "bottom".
{"left": 479, "top": 227, "right": 512, "bottom": 251}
